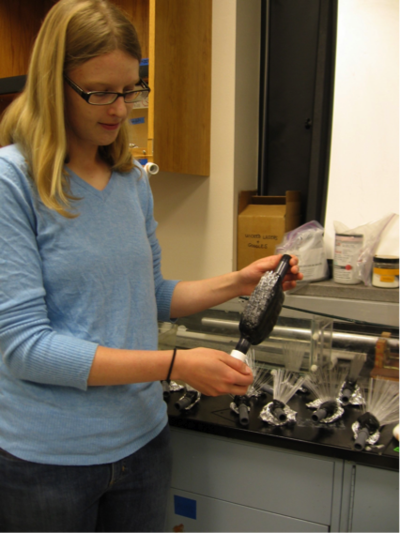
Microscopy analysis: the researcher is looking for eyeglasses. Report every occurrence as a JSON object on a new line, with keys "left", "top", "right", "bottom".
{"left": 64, "top": 75, "right": 150, "bottom": 105}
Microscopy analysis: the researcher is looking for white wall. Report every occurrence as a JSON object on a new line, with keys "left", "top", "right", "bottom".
{"left": 324, "top": 0, "right": 399, "bottom": 258}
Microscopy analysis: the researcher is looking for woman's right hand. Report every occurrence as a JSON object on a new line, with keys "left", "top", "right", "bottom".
{"left": 171, "top": 347, "right": 253, "bottom": 397}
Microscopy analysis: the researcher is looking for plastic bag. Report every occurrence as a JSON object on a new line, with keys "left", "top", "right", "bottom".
{"left": 333, "top": 213, "right": 397, "bottom": 286}
{"left": 275, "top": 221, "right": 329, "bottom": 282}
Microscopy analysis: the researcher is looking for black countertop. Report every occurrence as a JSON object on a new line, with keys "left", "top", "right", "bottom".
{"left": 167, "top": 390, "right": 399, "bottom": 471}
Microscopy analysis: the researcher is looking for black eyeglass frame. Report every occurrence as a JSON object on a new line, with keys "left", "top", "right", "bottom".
{"left": 63, "top": 75, "right": 151, "bottom": 105}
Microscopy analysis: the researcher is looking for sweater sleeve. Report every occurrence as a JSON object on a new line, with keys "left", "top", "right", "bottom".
{"left": 0, "top": 156, "right": 98, "bottom": 391}
{"left": 136, "top": 169, "right": 179, "bottom": 321}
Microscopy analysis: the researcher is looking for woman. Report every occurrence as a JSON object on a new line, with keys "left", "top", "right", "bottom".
{"left": 0, "top": 0, "right": 302, "bottom": 531}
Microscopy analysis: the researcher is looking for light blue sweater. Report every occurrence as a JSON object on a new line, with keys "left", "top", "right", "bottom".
{"left": 0, "top": 144, "right": 178, "bottom": 465}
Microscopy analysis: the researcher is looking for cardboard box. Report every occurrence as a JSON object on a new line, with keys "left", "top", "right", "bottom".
{"left": 237, "top": 190, "right": 301, "bottom": 269}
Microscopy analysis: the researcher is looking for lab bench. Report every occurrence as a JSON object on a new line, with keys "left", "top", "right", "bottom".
{"left": 166, "top": 394, "right": 398, "bottom": 532}
{"left": 162, "top": 290, "right": 399, "bottom": 532}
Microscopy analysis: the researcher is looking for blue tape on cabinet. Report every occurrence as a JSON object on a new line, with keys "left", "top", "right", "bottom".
{"left": 174, "top": 495, "right": 197, "bottom": 520}
{"left": 130, "top": 117, "right": 145, "bottom": 125}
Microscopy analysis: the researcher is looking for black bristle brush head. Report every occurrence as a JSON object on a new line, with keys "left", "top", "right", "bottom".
{"left": 239, "top": 254, "right": 292, "bottom": 345}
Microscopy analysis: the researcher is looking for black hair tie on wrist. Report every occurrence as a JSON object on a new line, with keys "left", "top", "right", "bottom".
{"left": 166, "top": 348, "right": 177, "bottom": 382}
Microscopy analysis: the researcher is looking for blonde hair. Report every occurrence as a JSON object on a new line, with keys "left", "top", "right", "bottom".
{"left": 0, "top": 0, "right": 141, "bottom": 217}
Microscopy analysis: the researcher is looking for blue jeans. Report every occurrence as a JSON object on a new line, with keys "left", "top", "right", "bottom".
{"left": 0, "top": 423, "right": 172, "bottom": 532}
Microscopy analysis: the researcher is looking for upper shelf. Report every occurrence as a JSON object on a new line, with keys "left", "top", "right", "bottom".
{"left": 290, "top": 278, "right": 399, "bottom": 304}
{"left": 0, "top": 76, "right": 26, "bottom": 95}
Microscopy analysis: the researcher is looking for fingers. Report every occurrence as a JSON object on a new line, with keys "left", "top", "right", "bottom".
{"left": 254, "top": 254, "right": 283, "bottom": 272}
{"left": 287, "top": 255, "right": 301, "bottom": 275}
{"left": 218, "top": 383, "right": 252, "bottom": 397}
{"left": 179, "top": 348, "right": 254, "bottom": 397}
{"left": 223, "top": 354, "right": 253, "bottom": 377}
{"left": 254, "top": 254, "right": 301, "bottom": 277}
{"left": 282, "top": 280, "right": 299, "bottom": 291}
{"left": 237, "top": 253, "right": 304, "bottom": 297}
{"left": 212, "top": 354, "right": 254, "bottom": 395}
{"left": 282, "top": 255, "right": 303, "bottom": 289}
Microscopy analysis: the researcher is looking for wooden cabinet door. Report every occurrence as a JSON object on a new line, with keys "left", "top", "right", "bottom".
{"left": 1, "top": 0, "right": 212, "bottom": 176}
{"left": 0, "top": 0, "right": 54, "bottom": 78}
{"left": 119, "top": 0, "right": 212, "bottom": 175}
{"left": 152, "top": 0, "right": 211, "bottom": 176}
{"left": 0, "top": 0, "right": 54, "bottom": 116}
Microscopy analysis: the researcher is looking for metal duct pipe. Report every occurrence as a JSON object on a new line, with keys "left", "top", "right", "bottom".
{"left": 200, "top": 317, "right": 399, "bottom": 353}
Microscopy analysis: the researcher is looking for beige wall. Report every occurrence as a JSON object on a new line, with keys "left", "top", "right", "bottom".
{"left": 150, "top": 0, "right": 261, "bottom": 281}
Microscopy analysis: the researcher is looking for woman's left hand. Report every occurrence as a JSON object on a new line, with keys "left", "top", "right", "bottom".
{"left": 170, "top": 254, "right": 303, "bottom": 319}
{"left": 236, "top": 254, "right": 303, "bottom": 296}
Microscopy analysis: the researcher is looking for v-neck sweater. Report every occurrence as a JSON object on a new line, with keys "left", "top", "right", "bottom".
{"left": 0, "top": 144, "right": 178, "bottom": 465}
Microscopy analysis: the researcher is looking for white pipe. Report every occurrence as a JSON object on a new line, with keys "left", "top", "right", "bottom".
{"left": 144, "top": 162, "right": 159, "bottom": 175}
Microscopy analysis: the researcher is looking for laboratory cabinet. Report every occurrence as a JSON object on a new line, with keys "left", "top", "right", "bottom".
{"left": 340, "top": 462, "right": 399, "bottom": 533}
{"left": 166, "top": 428, "right": 399, "bottom": 533}
{"left": 166, "top": 428, "right": 341, "bottom": 532}
{"left": 167, "top": 489, "right": 328, "bottom": 532}
{"left": 0, "top": 0, "right": 212, "bottom": 176}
